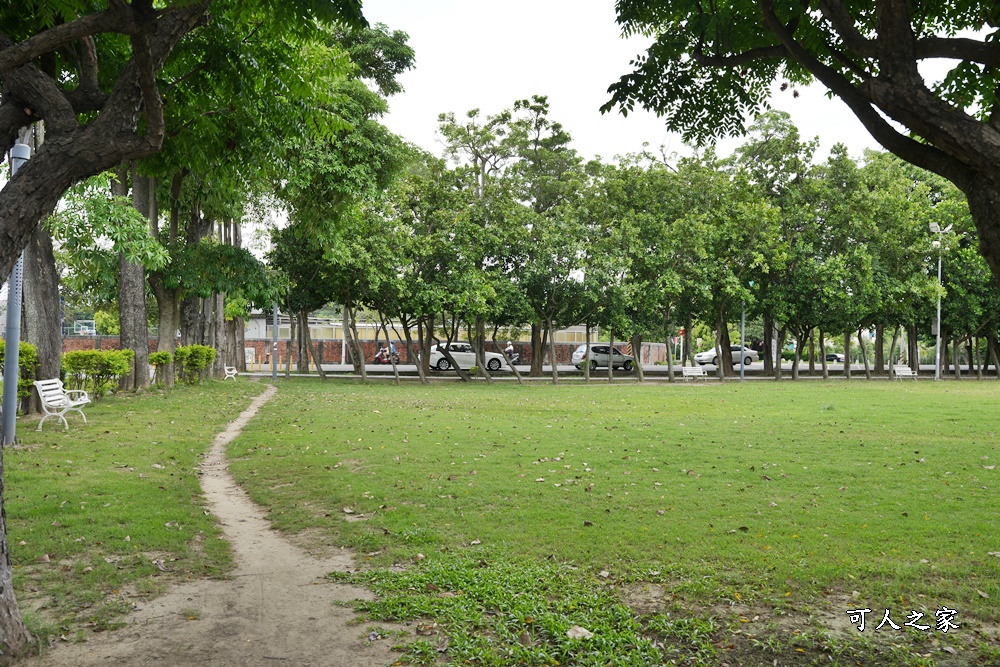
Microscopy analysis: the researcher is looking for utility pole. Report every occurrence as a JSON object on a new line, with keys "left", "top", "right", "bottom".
{"left": 2, "top": 142, "right": 32, "bottom": 445}
{"left": 271, "top": 304, "right": 278, "bottom": 383}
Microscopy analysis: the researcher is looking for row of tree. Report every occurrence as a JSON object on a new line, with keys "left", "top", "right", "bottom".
{"left": 272, "top": 104, "right": 1000, "bottom": 384}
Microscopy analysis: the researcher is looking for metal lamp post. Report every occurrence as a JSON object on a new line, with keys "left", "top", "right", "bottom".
{"left": 1, "top": 143, "right": 32, "bottom": 445}
{"left": 929, "top": 222, "right": 951, "bottom": 380}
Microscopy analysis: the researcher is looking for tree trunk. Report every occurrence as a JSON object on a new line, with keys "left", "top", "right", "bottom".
{"left": 584, "top": 323, "right": 592, "bottom": 382}
{"left": 975, "top": 336, "right": 984, "bottom": 380}
{"left": 684, "top": 312, "right": 694, "bottom": 366}
{"left": 296, "top": 311, "right": 308, "bottom": 374}
{"left": 21, "top": 224, "right": 61, "bottom": 385}
{"left": 211, "top": 291, "right": 224, "bottom": 378}
{"left": 631, "top": 333, "right": 645, "bottom": 382}
{"left": 858, "top": 329, "right": 872, "bottom": 379}
{"left": 888, "top": 325, "right": 901, "bottom": 379}
{"left": 808, "top": 329, "right": 816, "bottom": 374}
{"left": 303, "top": 311, "right": 326, "bottom": 381}
{"left": 607, "top": 328, "right": 615, "bottom": 383}
{"left": 345, "top": 306, "right": 366, "bottom": 380}
{"left": 844, "top": 331, "right": 852, "bottom": 379}
{"left": 118, "top": 164, "right": 150, "bottom": 391}
{"left": 762, "top": 313, "right": 774, "bottom": 374}
{"left": 987, "top": 334, "right": 1000, "bottom": 377}
{"left": 403, "top": 320, "right": 427, "bottom": 384}
{"left": 792, "top": 330, "right": 803, "bottom": 380}
{"left": 966, "top": 337, "right": 975, "bottom": 377}
{"left": 473, "top": 317, "right": 493, "bottom": 384}
{"left": 715, "top": 307, "right": 734, "bottom": 377}
{"left": 874, "top": 324, "right": 885, "bottom": 375}
{"left": 665, "top": 310, "right": 675, "bottom": 382}
{"left": 774, "top": 328, "right": 786, "bottom": 380}
{"left": 909, "top": 324, "right": 919, "bottom": 372}
{"left": 547, "top": 315, "right": 559, "bottom": 385}
{"left": 150, "top": 280, "right": 180, "bottom": 388}
{"left": 953, "top": 336, "right": 962, "bottom": 380}
{"left": 819, "top": 329, "right": 829, "bottom": 380}
{"left": 0, "top": 467, "right": 32, "bottom": 653}
{"left": 284, "top": 313, "right": 294, "bottom": 379}
{"left": 530, "top": 322, "right": 544, "bottom": 377}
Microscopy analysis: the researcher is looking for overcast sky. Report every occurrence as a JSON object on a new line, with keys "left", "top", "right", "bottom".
{"left": 363, "top": 0, "right": 883, "bottom": 164}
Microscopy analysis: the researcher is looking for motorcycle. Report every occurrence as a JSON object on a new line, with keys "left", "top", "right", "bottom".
{"left": 373, "top": 348, "right": 401, "bottom": 365}
{"left": 505, "top": 350, "right": 521, "bottom": 365}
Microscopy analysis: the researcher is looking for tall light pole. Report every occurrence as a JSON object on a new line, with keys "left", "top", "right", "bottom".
{"left": 1, "top": 143, "right": 31, "bottom": 445}
{"left": 929, "top": 222, "right": 951, "bottom": 380}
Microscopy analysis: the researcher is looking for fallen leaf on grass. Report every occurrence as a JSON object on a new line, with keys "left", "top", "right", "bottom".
{"left": 415, "top": 623, "right": 437, "bottom": 636}
{"left": 598, "top": 570, "right": 610, "bottom": 579}
{"left": 566, "top": 625, "right": 593, "bottom": 640}
{"left": 343, "top": 508, "right": 354, "bottom": 514}
{"left": 414, "top": 553, "right": 425, "bottom": 562}
{"left": 470, "top": 539, "right": 481, "bottom": 545}
{"left": 977, "top": 590, "right": 989, "bottom": 599}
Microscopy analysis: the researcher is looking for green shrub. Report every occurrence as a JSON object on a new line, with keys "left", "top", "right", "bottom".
{"left": 148, "top": 351, "right": 172, "bottom": 386}
{"left": 62, "top": 349, "right": 134, "bottom": 399}
{"left": 0, "top": 339, "right": 40, "bottom": 401}
{"left": 173, "top": 345, "right": 217, "bottom": 384}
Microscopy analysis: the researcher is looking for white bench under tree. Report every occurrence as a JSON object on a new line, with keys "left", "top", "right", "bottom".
{"left": 224, "top": 366, "right": 238, "bottom": 380}
{"left": 892, "top": 365, "right": 918, "bottom": 380}
{"left": 33, "top": 379, "right": 91, "bottom": 431}
{"left": 681, "top": 365, "right": 708, "bottom": 380}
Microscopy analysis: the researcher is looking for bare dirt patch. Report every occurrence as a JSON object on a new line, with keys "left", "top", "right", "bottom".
{"left": 20, "top": 384, "right": 401, "bottom": 667}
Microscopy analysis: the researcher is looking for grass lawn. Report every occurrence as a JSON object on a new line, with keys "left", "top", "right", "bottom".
{"left": 5, "top": 380, "right": 267, "bottom": 637}
{"left": 227, "top": 379, "right": 1000, "bottom": 666}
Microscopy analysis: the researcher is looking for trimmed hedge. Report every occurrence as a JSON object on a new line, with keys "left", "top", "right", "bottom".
{"left": 173, "top": 345, "right": 216, "bottom": 384}
{"left": 0, "top": 339, "right": 39, "bottom": 401}
{"left": 62, "top": 349, "right": 134, "bottom": 399}
{"left": 149, "top": 351, "right": 172, "bottom": 386}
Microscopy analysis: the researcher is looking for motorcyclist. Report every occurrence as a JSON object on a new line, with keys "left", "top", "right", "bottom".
{"left": 504, "top": 341, "right": 520, "bottom": 365}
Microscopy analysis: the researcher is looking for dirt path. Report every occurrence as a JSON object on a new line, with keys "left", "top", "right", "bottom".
{"left": 22, "top": 384, "right": 398, "bottom": 667}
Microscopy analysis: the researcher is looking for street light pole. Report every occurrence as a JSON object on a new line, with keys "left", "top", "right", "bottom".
{"left": 929, "top": 222, "right": 951, "bottom": 380}
{"left": 1, "top": 143, "right": 32, "bottom": 445}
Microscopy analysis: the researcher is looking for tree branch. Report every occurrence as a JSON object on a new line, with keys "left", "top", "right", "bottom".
{"left": 693, "top": 43, "right": 787, "bottom": 67}
{"left": 756, "top": 0, "right": 972, "bottom": 188}
{"left": 0, "top": 9, "right": 135, "bottom": 74}
{"left": 816, "top": 0, "right": 876, "bottom": 58}
{"left": 915, "top": 37, "right": 1000, "bottom": 68}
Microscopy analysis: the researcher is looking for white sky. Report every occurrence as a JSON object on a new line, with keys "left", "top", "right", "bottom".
{"left": 363, "top": 0, "right": 883, "bottom": 164}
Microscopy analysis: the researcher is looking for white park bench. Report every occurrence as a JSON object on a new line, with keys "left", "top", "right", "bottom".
{"left": 892, "top": 365, "right": 918, "bottom": 380}
{"left": 224, "top": 366, "right": 238, "bottom": 380}
{"left": 33, "top": 379, "right": 90, "bottom": 431}
{"left": 681, "top": 365, "right": 708, "bottom": 380}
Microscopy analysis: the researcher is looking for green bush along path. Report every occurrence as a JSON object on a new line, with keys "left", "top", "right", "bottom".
{"left": 228, "top": 380, "right": 1000, "bottom": 623}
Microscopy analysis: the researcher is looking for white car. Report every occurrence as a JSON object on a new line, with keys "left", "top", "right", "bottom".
{"left": 571, "top": 344, "right": 635, "bottom": 371}
{"left": 694, "top": 345, "right": 759, "bottom": 366}
{"left": 428, "top": 343, "right": 508, "bottom": 371}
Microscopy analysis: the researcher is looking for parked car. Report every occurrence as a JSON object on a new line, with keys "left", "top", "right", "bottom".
{"left": 825, "top": 352, "right": 846, "bottom": 363}
{"left": 571, "top": 344, "right": 635, "bottom": 371}
{"left": 694, "top": 345, "right": 759, "bottom": 366}
{"left": 428, "top": 342, "right": 508, "bottom": 371}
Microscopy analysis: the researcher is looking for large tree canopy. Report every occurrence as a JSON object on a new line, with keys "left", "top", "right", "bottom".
{"left": 0, "top": 0, "right": 365, "bottom": 283}
{"left": 604, "top": 0, "right": 1000, "bottom": 287}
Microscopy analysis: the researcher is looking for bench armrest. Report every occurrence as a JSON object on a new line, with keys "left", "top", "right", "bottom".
{"left": 65, "top": 390, "right": 90, "bottom": 402}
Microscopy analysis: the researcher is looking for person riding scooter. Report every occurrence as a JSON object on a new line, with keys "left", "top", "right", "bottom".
{"left": 504, "top": 341, "right": 520, "bottom": 365}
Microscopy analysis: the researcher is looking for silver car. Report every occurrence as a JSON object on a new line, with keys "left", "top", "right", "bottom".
{"left": 694, "top": 345, "right": 759, "bottom": 366}
{"left": 571, "top": 344, "right": 635, "bottom": 371}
